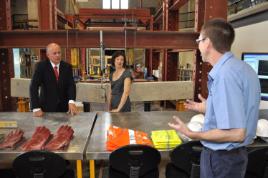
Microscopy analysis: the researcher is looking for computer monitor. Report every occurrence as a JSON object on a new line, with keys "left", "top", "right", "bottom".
{"left": 242, "top": 52, "right": 268, "bottom": 100}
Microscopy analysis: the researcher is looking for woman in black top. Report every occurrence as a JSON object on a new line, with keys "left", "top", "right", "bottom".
{"left": 109, "top": 51, "right": 132, "bottom": 112}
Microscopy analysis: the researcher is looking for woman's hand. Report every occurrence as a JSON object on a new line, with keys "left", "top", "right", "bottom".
{"left": 110, "top": 108, "right": 120, "bottom": 112}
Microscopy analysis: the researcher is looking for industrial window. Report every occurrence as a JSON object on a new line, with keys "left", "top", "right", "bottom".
{"left": 103, "top": 0, "right": 128, "bottom": 9}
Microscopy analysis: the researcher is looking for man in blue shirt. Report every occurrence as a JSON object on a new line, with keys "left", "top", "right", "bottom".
{"left": 169, "top": 19, "right": 260, "bottom": 178}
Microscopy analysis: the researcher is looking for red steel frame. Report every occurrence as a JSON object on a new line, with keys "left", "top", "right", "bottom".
{"left": 0, "top": 0, "right": 227, "bottom": 110}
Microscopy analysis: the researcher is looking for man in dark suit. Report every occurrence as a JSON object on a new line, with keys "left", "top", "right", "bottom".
{"left": 30, "top": 43, "right": 78, "bottom": 117}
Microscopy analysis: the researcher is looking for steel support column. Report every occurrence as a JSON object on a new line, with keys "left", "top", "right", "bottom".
{"left": 162, "top": 0, "right": 169, "bottom": 81}
{"left": 166, "top": 52, "right": 178, "bottom": 81}
{"left": 194, "top": 0, "right": 228, "bottom": 101}
{"left": 193, "top": 50, "right": 212, "bottom": 100}
{"left": 166, "top": 10, "right": 179, "bottom": 81}
{"left": 204, "top": 0, "right": 227, "bottom": 21}
{"left": 0, "top": 49, "right": 15, "bottom": 111}
{"left": 163, "top": 49, "right": 168, "bottom": 81}
{"left": 195, "top": 0, "right": 205, "bottom": 32}
{"left": 52, "top": 0, "right": 57, "bottom": 29}
{"left": 0, "top": 0, "right": 11, "bottom": 30}
{"left": 163, "top": 0, "right": 169, "bottom": 31}
{"left": 147, "top": 49, "right": 153, "bottom": 76}
{"left": 39, "top": 0, "right": 54, "bottom": 30}
{"left": 150, "top": 15, "right": 154, "bottom": 31}
{"left": 147, "top": 15, "right": 154, "bottom": 75}
{"left": 0, "top": 0, "right": 14, "bottom": 111}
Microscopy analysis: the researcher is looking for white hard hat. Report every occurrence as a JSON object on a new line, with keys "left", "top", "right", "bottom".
{"left": 180, "top": 121, "right": 203, "bottom": 142}
{"left": 190, "top": 114, "right": 205, "bottom": 125}
{"left": 256, "top": 119, "right": 268, "bottom": 137}
{"left": 187, "top": 121, "right": 203, "bottom": 132}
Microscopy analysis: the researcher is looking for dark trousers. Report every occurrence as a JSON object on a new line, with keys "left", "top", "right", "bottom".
{"left": 200, "top": 147, "right": 247, "bottom": 178}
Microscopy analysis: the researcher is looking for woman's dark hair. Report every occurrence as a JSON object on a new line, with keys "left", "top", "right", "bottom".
{"left": 111, "top": 51, "right": 127, "bottom": 68}
{"left": 201, "top": 18, "right": 235, "bottom": 53}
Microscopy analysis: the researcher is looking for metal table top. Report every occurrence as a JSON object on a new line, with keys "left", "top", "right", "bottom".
{"left": 0, "top": 112, "right": 96, "bottom": 161}
{"left": 86, "top": 111, "right": 197, "bottom": 160}
{"left": 86, "top": 110, "right": 268, "bottom": 160}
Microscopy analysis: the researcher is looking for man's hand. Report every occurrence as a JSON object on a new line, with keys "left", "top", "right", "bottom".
{"left": 33, "top": 110, "right": 44, "bottom": 117}
{"left": 168, "top": 116, "right": 191, "bottom": 137}
{"left": 184, "top": 94, "right": 206, "bottom": 113}
{"left": 68, "top": 103, "right": 78, "bottom": 115}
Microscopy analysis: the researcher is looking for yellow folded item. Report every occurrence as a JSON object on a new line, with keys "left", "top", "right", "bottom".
{"left": 151, "top": 130, "right": 182, "bottom": 149}
{"left": 154, "top": 144, "right": 180, "bottom": 149}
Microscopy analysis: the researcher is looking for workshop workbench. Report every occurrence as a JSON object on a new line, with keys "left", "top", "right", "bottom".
{"left": 86, "top": 111, "right": 197, "bottom": 178}
{"left": 0, "top": 112, "right": 97, "bottom": 178}
{"left": 1, "top": 110, "right": 267, "bottom": 178}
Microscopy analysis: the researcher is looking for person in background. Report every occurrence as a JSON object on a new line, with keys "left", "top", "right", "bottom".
{"left": 30, "top": 43, "right": 78, "bottom": 117}
{"left": 169, "top": 18, "right": 260, "bottom": 178}
{"left": 108, "top": 51, "right": 132, "bottom": 112}
{"left": 132, "top": 63, "right": 144, "bottom": 79}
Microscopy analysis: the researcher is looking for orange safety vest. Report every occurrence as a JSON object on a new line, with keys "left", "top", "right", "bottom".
{"left": 106, "top": 125, "right": 152, "bottom": 151}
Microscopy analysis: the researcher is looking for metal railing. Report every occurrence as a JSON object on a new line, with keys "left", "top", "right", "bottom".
{"left": 179, "top": 11, "right": 195, "bottom": 29}
{"left": 228, "top": 0, "right": 268, "bottom": 15}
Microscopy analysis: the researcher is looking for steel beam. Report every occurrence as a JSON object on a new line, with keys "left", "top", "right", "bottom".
{"left": 78, "top": 8, "right": 151, "bottom": 25}
{"left": 0, "top": 30, "right": 199, "bottom": 49}
{"left": 11, "top": 78, "right": 194, "bottom": 102}
{"left": 79, "top": 8, "right": 150, "bottom": 19}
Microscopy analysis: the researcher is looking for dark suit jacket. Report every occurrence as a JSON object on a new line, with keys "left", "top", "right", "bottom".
{"left": 30, "top": 60, "right": 76, "bottom": 112}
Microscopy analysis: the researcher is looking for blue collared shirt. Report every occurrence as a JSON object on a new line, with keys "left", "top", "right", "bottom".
{"left": 201, "top": 52, "right": 261, "bottom": 150}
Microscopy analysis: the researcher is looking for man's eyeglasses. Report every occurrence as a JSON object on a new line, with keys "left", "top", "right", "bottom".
{"left": 196, "top": 37, "right": 206, "bottom": 44}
